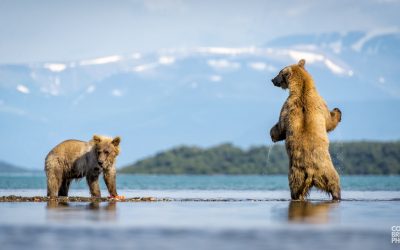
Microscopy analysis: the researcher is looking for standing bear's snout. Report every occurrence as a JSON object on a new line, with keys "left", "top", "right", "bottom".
{"left": 271, "top": 74, "right": 283, "bottom": 87}
{"left": 271, "top": 77, "right": 278, "bottom": 87}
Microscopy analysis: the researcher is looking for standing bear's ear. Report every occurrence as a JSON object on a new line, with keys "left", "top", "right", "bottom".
{"left": 112, "top": 136, "right": 121, "bottom": 147}
{"left": 298, "top": 59, "right": 306, "bottom": 68}
{"left": 93, "top": 135, "right": 102, "bottom": 144}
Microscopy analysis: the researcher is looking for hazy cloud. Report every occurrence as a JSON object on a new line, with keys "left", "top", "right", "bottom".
{"left": 0, "top": 0, "right": 398, "bottom": 63}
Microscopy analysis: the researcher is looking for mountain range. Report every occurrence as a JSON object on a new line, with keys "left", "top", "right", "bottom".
{"left": 0, "top": 31, "right": 399, "bottom": 169}
{"left": 0, "top": 161, "right": 27, "bottom": 173}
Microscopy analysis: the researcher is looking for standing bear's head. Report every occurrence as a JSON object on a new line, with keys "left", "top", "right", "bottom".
{"left": 92, "top": 135, "right": 121, "bottom": 170}
{"left": 271, "top": 59, "right": 307, "bottom": 89}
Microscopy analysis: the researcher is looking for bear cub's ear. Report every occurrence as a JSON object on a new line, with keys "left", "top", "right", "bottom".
{"left": 298, "top": 59, "right": 306, "bottom": 68}
{"left": 93, "top": 135, "right": 102, "bottom": 143}
{"left": 112, "top": 136, "right": 121, "bottom": 147}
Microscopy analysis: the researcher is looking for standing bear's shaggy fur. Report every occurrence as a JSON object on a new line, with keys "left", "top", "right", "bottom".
{"left": 45, "top": 135, "right": 121, "bottom": 198}
{"left": 270, "top": 59, "right": 342, "bottom": 200}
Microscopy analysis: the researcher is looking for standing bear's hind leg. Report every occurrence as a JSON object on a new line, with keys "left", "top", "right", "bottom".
{"left": 329, "top": 183, "right": 341, "bottom": 200}
{"left": 327, "top": 171, "right": 341, "bottom": 200}
{"left": 299, "top": 171, "right": 314, "bottom": 200}
{"left": 289, "top": 168, "right": 307, "bottom": 200}
{"left": 313, "top": 168, "right": 341, "bottom": 201}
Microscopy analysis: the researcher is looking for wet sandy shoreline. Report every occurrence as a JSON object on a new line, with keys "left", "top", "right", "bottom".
{"left": 1, "top": 195, "right": 399, "bottom": 202}
{"left": 0, "top": 195, "right": 290, "bottom": 202}
{"left": 0, "top": 195, "right": 160, "bottom": 202}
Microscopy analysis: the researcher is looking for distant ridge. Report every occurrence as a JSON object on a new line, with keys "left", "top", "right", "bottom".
{"left": 119, "top": 141, "right": 400, "bottom": 175}
{"left": 0, "top": 161, "right": 27, "bottom": 173}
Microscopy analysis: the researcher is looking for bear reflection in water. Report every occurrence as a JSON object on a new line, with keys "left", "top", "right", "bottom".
{"left": 288, "top": 200, "right": 338, "bottom": 224}
{"left": 46, "top": 200, "right": 117, "bottom": 222}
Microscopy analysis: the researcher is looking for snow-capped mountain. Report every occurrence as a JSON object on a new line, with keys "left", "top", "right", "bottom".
{"left": 0, "top": 31, "right": 399, "bottom": 169}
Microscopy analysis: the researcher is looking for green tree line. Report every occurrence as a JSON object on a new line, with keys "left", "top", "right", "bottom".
{"left": 119, "top": 141, "right": 400, "bottom": 175}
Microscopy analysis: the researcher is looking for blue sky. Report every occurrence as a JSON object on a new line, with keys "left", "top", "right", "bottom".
{"left": 0, "top": 0, "right": 399, "bottom": 63}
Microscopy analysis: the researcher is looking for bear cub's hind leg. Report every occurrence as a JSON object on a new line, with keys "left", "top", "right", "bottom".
{"left": 46, "top": 169, "right": 62, "bottom": 198}
{"left": 86, "top": 174, "right": 101, "bottom": 198}
{"left": 58, "top": 179, "right": 71, "bottom": 197}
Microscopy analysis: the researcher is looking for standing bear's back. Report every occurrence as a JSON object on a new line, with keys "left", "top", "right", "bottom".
{"left": 270, "top": 59, "right": 342, "bottom": 200}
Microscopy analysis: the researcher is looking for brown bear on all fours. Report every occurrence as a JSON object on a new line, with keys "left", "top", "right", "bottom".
{"left": 45, "top": 135, "right": 122, "bottom": 198}
{"left": 270, "top": 59, "right": 342, "bottom": 200}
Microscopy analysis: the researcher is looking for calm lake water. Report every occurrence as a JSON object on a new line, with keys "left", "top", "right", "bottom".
{"left": 1, "top": 173, "right": 400, "bottom": 191}
{"left": 0, "top": 174, "right": 399, "bottom": 250}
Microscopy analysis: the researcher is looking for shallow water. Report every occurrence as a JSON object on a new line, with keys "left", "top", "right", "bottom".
{"left": 0, "top": 200, "right": 399, "bottom": 250}
{"left": 0, "top": 174, "right": 399, "bottom": 250}
{"left": 1, "top": 174, "right": 400, "bottom": 191}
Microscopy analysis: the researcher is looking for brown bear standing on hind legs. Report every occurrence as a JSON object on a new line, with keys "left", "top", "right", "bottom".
{"left": 270, "top": 59, "right": 342, "bottom": 200}
{"left": 45, "top": 135, "right": 124, "bottom": 199}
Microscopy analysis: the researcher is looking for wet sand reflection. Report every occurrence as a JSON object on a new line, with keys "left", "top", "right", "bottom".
{"left": 46, "top": 200, "right": 117, "bottom": 222}
{"left": 288, "top": 201, "right": 338, "bottom": 224}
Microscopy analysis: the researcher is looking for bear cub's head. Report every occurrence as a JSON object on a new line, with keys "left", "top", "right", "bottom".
{"left": 92, "top": 135, "right": 121, "bottom": 170}
{"left": 271, "top": 59, "right": 306, "bottom": 89}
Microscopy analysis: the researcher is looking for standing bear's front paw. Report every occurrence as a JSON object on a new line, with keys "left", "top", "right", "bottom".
{"left": 270, "top": 126, "right": 280, "bottom": 142}
{"left": 333, "top": 108, "right": 342, "bottom": 122}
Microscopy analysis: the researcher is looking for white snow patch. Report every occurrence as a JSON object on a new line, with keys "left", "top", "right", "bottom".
{"left": 352, "top": 27, "right": 399, "bottom": 52}
{"left": 197, "top": 47, "right": 256, "bottom": 56}
{"left": 86, "top": 85, "right": 96, "bottom": 93}
{"left": 324, "top": 59, "right": 346, "bottom": 75}
{"left": 133, "top": 63, "right": 157, "bottom": 72}
{"left": 40, "top": 77, "right": 61, "bottom": 96}
{"left": 210, "top": 75, "right": 222, "bottom": 82}
{"left": 111, "top": 89, "right": 123, "bottom": 97}
{"left": 207, "top": 59, "right": 240, "bottom": 70}
{"left": 293, "top": 44, "right": 319, "bottom": 51}
{"left": 248, "top": 62, "right": 276, "bottom": 72}
{"left": 16, "top": 85, "right": 30, "bottom": 94}
{"left": 44, "top": 63, "right": 67, "bottom": 72}
{"left": 132, "top": 53, "right": 142, "bottom": 59}
{"left": 329, "top": 41, "right": 342, "bottom": 54}
{"left": 80, "top": 55, "right": 122, "bottom": 66}
{"left": 286, "top": 49, "right": 352, "bottom": 76}
{"left": 248, "top": 62, "right": 266, "bottom": 71}
{"left": 287, "top": 50, "right": 325, "bottom": 64}
{"left": 159, "top": 56, "right": 175, "bottom": 65}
